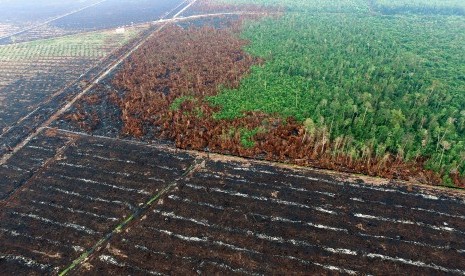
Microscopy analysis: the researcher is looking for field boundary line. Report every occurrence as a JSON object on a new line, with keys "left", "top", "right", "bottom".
{"left": 165, "top": 0, "right": 191, "bottom": 19}
{"left": 58, "top": 158, "right": 205, "bottom": 275}
{"left": 153, "top": 11, "right": 280, "bottom": 25}
{"left": 49, "top": 127, "right": 465, "bottom": 198}
{"left": 174, "top": 0, "right": 199, "bottom": 18}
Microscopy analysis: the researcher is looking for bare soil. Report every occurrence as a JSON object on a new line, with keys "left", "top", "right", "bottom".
{"left": 0, "top": 130, "right": 194, "bottom": 274}
{"left": 73, "top": 157, "right": 465, "bottom": 275}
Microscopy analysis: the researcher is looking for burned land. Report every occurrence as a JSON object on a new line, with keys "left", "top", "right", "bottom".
{"left": 1, "top": 0, "right": 465, "bottom": 275}
{"left": 59, "top": 16, "right": 463, "bottom": 187}
{"left": 2, "top": 129, "right": 465, "bottom": 275}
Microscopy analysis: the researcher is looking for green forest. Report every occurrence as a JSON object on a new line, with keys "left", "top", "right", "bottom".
{"left": 374, "top": 0, "right": 465, "bottom": 15}
{"left": 209, "top": 0, "right": 465, "bottom": 185}
{"left": 217, "top": 0, "right": 370, "bottom": 13}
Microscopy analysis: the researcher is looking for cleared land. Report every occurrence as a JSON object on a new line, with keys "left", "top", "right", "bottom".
{"left": 0, "top": 129, "right": 194, "bottom": 274}
{"left": 2, "top": 0, "right": 187, "bottom": 45}
{"left": 78, "top": 157, "right": 465, "bottom": 275}
{"left": 0, "top": 25, "right": 147, "bottom": 154}
{"left": 0, "top": 0, "right": 188, "bottom": 157}
{"left": 0, "top": 0, "right": 105, "bottom": 44}
{"left": 1, "top": 128, "right": 465, "bottom": 275}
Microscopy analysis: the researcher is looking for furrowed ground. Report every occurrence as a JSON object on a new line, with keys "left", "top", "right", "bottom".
{"left": 0, "top": 0, "right": 188, "bottom": 157}
{"left": 0, "top": 129, "right": 195, "bottom": 274}
{"left": 2, "top": 128, "right": 465, "bottom": 275}
{"left": 0, "top": 0, "right": 102, "bottom": 42}
{"left": 71, "top": 140, "right": 465, "bottom": 275}
{"left": 0, "top": 25, "right": 147, "bottom": 146}
{"left": 0, "top": 19, "right": 195, "bottom": 160}
{"left": 0, "top": 0, "right": 187, "bottom": 45}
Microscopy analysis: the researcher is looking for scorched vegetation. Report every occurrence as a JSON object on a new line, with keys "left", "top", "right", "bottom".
{"left": 64, "top": 1, "right": 465, "bottom": 187}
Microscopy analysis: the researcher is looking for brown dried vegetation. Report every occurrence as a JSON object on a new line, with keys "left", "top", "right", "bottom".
{"left": 114, "top": 23, "right": 446, "bottom": 185}
{"left": 65, "top": 22, "right": 454, "bottom": 186}
{"left": 112, "top": 24, "right": 260, "bottom": 140}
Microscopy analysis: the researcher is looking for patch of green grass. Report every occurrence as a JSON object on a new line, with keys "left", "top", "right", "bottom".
{"left": 239, "top": 127, "right": 260, "bottom": 148}
{"left": 170, "top": 95, "right": 195, "bottom": 111}
{"left": 171, "top": 96, "right": 205, "bottom": 118}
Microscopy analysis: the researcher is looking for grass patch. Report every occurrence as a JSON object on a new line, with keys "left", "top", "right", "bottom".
{"left": 239, "top": 127, "right": 260, "bottom": 148}
{"left": 170, "top": 95, "right": 195, "bottom": 111}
